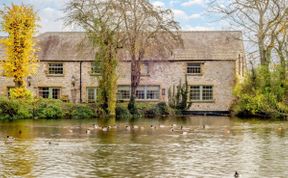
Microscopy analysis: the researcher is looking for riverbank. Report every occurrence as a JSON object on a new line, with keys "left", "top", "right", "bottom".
{"left": 0, "top": 97, "right": 174, "bottom": 120}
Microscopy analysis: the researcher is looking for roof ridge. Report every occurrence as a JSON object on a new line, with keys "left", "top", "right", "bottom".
{"left": 37, "top": 30, "right": 243, "bottom": 37}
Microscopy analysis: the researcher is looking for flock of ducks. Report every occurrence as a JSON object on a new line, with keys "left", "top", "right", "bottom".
{"left": 76, "top": 123, "right": 211, "bottom": 136}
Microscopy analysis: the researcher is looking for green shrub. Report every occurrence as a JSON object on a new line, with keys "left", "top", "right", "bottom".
{"left": 168, "top": 77, "right": 192, "bottom": 114}
{"left": 71, "top": 104, "right": 95, "bottom": 119}
{"left": 128, "top": 97, "right": 139, "bottom": 116}
{"left": 144, "top": 107, "right": 160, "bottom": 118}
{"left": 156, "top": 102, "right": 172, "bottom": 116}
{"left": 0, "top": 97, "right": 33, "bottom": 120}
{"left": 233, "top": 64, "right": 288, "bottom": 119}
{"left": 33, "top": 99, "right": 64, "bottom": 119}
{"left": 116, "top": 104, "right": 132, "bottom": 120}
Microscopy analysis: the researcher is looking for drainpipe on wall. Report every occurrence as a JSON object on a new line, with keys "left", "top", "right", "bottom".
{"left": 80, "top": 61, "right": 83, "bottom": 103}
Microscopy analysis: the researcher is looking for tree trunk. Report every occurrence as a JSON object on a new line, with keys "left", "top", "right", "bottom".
{"left": 277, "top": 49, "right": 286, "bottom": 82}
{"left": 130, "top": 57, "right": 140, "bottom": 99}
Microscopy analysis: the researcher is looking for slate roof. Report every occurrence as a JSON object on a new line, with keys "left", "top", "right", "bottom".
{"left": 0, "top": 31, "right": 244, "bottom": 61}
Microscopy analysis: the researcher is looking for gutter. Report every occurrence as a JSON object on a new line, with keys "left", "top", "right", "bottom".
{"left": 80, "top": 61, "right": 83, "bottom": 103}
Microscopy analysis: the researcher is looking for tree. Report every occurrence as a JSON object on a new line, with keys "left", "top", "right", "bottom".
{"left": 65, "top": 0, "right": 121, "bottom": 116}
{"left": 0, "top": 4, "right": 38, "bottom": 99}
{"left": 209, "top": 0, "right": 288, "bottom": 88}
{"left": 209, "top": 0, "right": 288, "bottom": 65}
{"left": 116, "top": 0, "right": 182, "bottom": 113}
{"left": 65, "top": 0, "right": 182, "bottom": 115}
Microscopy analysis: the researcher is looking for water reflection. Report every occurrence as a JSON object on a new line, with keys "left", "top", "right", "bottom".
{"left": 0, "top": 121, "right": 36, "bottom": 177}
{"left": 0, "top": 117, "right": 288, "bottom": 177}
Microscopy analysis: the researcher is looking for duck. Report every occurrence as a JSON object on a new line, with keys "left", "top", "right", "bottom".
{"left": 5, "top": 136, "right": 15, "bottom": 144}
{"left": 133, "top": 125, "right": 139, "bottom": 129}
{"left": 180, "top": 125, "right": 191, "bottom": 131}
{"left": 125, "top": 125, "right": 131, "bottom": 131}
{"left": 234, "top": 171, "right": 239, "bottom": 177}
{"left": 225, "top": 128, "right": 231, "bottom": 134}
{"left": 140, "top": 126, "right": 145, "bottom": 130}
{"left": 150, "top": 125, "right": 156, "bottom": 129}
{"left": 68, "top": 129, "right": 73, "bottom": 133}
{"left": 182, "top": 131, "right": 188, "bottom": 135}
{"left": 159, "top": 125, "right": 166, "bottom": 128}
{"left": 86, "top": 129, "right": 91, "bottom": 134}
{"left": 102, "top": 127, "right": 108, "bottom": 132}
{"left": 93, "top": 124, "right": 99, "bottom": 129}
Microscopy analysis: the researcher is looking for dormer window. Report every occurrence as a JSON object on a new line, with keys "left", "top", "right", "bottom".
{"left": 187, "top": 63, "right": 202, "bottom": 75}
{"left": 48, "top": 63, "right": 63, "bottom": 75}
{"left": 140, "top": 63, "right": 149, "bottom": 76}
{"left": 91, "top": 62, "right": 101, "bottom": 75}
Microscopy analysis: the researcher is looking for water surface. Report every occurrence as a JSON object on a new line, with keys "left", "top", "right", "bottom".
{"left": 0, "top": 117, "right": 287, "bottom": 177}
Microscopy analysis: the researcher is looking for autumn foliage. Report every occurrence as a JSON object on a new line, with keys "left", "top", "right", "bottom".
{"left": 0, "top": 4, "right": 38, "bottom": 99}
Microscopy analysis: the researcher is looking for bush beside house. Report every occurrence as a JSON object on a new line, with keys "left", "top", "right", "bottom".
{"left": 0, "top": 97, "right": 175, "bottom": 120}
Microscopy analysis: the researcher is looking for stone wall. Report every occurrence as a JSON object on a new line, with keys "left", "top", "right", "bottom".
{"left": 0, "top": 59, "right": 237, "bottom": 111}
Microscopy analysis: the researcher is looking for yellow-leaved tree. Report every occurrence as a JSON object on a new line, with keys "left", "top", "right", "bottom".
{"left": 0, "top": 4, "right": 38, "bottom": 99}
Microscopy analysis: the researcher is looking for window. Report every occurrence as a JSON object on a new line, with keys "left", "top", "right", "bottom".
{"left": 190, "top": 85, "right": 213, "bottom": 102}
{"left": 91, "top": 62, "right": 101, "bottom": 75}
{"left": 39, "top": 87, "right": 49, "bottom": 98}
{"left": 141, "top": 63, "right": 149, "bottom": 76}
{"left": 202, "top": 86, "right": 213, "bottom": 101}
{"left": 48, "top": 63, "right": 63, "bottom": 75}
{"left": 117, "top": 85, "right": 160, "bottom": 100}
{"left": 117, "top": 86, "right": 131, "bottom": 100}
{"left": 39, "top": 87, "right": 61, "bottom": 99}
{"left": 190, "top": 86, "right": 201, "bottom": 101}
{"left": 87, "top": 87, "right": 97, "bottom": 103}
{"left": 146, "top": 86, "right": 160, "bottom": 100}
{"left": 187, "top": 63, "right": 201, "bottom": 74}
{"left": 136, "top": 86, "right": 145, "bottom": 99}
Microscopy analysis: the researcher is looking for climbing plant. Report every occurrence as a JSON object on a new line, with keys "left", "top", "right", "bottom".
{"left": 65, "top": 1, "right": 120, "bottom": 116}
{"left": 92, "top": 31, "right": 118, "bottom": 116}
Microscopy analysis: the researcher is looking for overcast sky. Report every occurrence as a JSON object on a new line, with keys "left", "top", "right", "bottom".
{"left": 0, "top": 0, "right": 228, "bottom": 34}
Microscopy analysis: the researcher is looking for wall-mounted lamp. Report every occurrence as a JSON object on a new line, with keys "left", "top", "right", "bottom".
{"left": 71, "top": 75, "right": 76, "bottom": 87}
{"left": 162, "top": 88, "right": 166, "bottom": 96}
{"left": 27, "top": 76, "right": 32, "bottom": 87}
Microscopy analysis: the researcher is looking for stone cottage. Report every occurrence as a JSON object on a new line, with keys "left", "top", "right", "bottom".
{"left": 0, "top": 31, "right": 245, "bottom": 112}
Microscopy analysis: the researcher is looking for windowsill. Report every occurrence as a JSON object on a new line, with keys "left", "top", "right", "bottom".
{"left": 186, "top": 73, "right": 203, "bottom": 76}
{"left": 117, "top": 99, "right": 160, "bottom": 102}
{"left": 140, "top": 74, "right": 150, "bottom": 77}
{"left": 46, "top": 74, "right": 65, "bottom": 77}
{"left": 189, "top": 100, "right": 215, "bottom": 103}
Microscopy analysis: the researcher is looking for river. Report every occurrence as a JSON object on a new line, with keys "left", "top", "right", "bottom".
{"left": 0, "top": 116, "right": 287, "bottom": 177}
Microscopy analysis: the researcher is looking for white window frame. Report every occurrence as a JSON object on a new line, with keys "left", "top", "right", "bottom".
{"left": 91, "top": 62, "right": 101, "bottom": 75}
{"left": 187, "top": 63, "right": 202, "bottom": 75}
{"left": 190, "top": 85, "right": 213, "bottom": 102}
{"left": 39, "top": 87, "right": 61, "bottom": 99}
{"left": 140, "top": 63, "right": 149, "bottom": 76}
{"left": 48, "top": 63, "right": 64, "bottom": 75}
{"left": 117, "top": 85, "right": 160, "bottom": 100}
{"left": 87, "top": 87, "right": 97, "bottom": 103}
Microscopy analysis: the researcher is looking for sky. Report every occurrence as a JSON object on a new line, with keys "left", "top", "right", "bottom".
{"left": 0, "top": 0, "right": 228, "bottom": 34}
